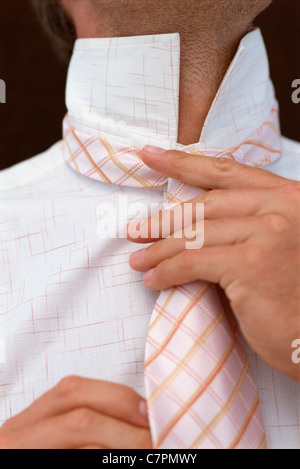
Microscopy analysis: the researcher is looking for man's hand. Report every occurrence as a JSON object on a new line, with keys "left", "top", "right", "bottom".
{"left": 127, "top": 146, "right": 300, "bottom": 382}
{"left": 0, "top": 376, "right": 152, "bottom": 449}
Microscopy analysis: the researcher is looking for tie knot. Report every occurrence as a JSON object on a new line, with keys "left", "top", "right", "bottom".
{"left": 63, "top": 105, "right": 281, "bottom": 191}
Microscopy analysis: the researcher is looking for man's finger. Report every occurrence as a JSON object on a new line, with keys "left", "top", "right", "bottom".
{"left": 4, "top": 377, "right": 149, "bottom": 432}
{"left": 140, "top": 146, "right": 289, "bottom": 190}
{"left": 7, "top": 410, "right": 152, "bottom": 449}
{"left": 130, "top": 216, "right": 263, "bottom": 272}
{"left": 142, "top": 246, "right": 240, "bottom": 290}
{"left": 126, "top": 187, "right": 284, "bottom": 243}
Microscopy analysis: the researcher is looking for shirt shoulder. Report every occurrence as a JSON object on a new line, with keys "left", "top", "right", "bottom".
{"left": 267, "top": 136, "right": 300, "bottom": 181}
{"left": 0, "top": 141, "right": 65, "bottom": 193}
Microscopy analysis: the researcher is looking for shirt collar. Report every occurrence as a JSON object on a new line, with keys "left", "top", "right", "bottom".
{"left": 66, "top": 28, "right": 276, "bottom": 150}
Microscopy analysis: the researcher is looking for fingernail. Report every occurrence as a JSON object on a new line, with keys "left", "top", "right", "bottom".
{"left": 142, "top": 145, "right": 166, "bottom": 156}
{"left": 143, "top": 268, "right": 154, "bottom": 284}
{"left": 139, "top": 399, "right": 149, "bottom": 421}
{"left": 130, "top": 249, "right": 146, "bottom": 263}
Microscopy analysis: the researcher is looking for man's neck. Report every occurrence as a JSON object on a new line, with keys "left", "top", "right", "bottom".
{"left": 67, "top": 28, "right": 274, "bottom": 156}
{"left": 70, "top": 1, "right": 255, "bottom": 146}
{"left": 177, "top": 33, "right": 250, "bottom": 145}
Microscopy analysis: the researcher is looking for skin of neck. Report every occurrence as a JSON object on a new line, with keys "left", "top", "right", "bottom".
{"left": 62, "top": 0, "right": 270, "bottom": 145}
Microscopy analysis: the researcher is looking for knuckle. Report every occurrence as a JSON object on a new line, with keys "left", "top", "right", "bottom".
{"left": 66, "top": 408, "right": 95, "bottom": 431}
{"left": 202, "top": 189, "right": 220, "bottom": 205}
{"left": 261, "top": 213, "right": 289, "bottom": 234}
{"left": 55, "top": 375, "right": 81, "bottom": 399}
{"left": 229, "top": 285, "right": 248, "bottom": 312}
{"left": 147, "top": 240, "right": 163, "bottom": 260}
{"left": 213, "top": 157, "right": 239, "bottom": 175}
{"left": 178, "top": 251, "right": 191, "bottom": 270}
{"left": 171, "top": 152, "right": 187, "bottom": 174}
{"left": 178, "top": 250, "right": 196, "bottom": 271}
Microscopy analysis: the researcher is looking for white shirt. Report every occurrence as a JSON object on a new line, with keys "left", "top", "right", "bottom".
{"left": 0, "top": 29, "right": 299, "bottom": 449}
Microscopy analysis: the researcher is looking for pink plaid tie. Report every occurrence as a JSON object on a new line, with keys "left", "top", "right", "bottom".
{"left": 63, "top": 104, "right": 281, "bottom": 449}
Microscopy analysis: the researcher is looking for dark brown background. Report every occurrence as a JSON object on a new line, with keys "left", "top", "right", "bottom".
{"left": 0, "top": 0, "right": 299, "bottom": 171}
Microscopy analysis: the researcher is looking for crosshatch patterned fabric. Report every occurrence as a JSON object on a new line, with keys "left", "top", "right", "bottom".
{"left": 64, "top": 105, "right": 281, "bottom": 206}
{"left": 0, "top": 29, "right": 299, "bottom": 449}
{"left": 64, "top": 97, "right": 281, "bottom": 449}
